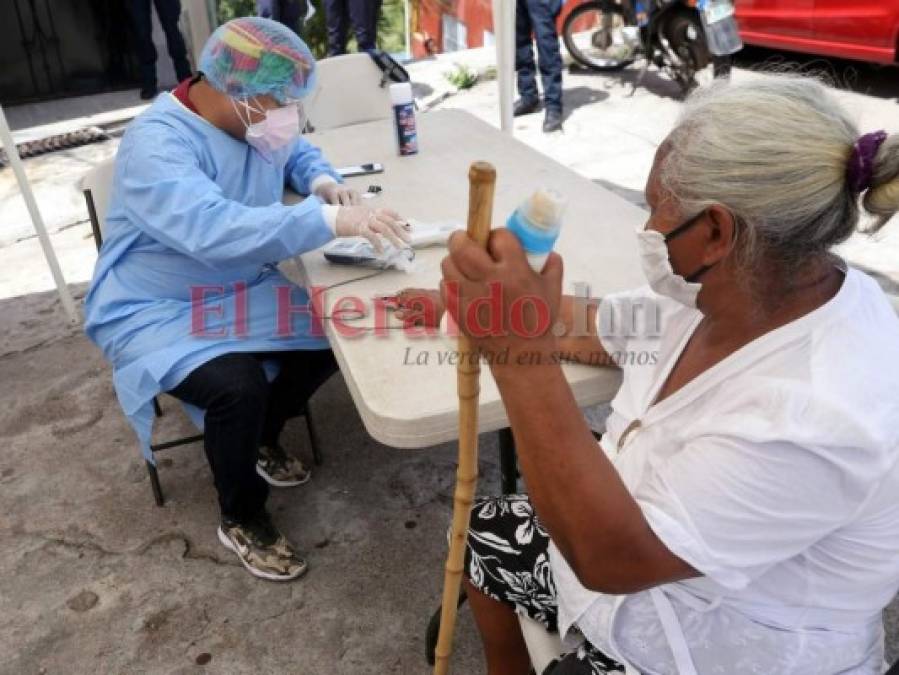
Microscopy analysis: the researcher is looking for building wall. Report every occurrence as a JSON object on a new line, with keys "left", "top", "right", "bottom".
{"left": 411, "top": 0, "right": 581, "bottom": 57}
{"left": 1, "top": 0, "right": 211, "bottom": 105}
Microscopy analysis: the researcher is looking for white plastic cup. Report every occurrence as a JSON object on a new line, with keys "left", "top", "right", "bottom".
{"left": 505, "top": 188, "right": 567, "bottom": 272}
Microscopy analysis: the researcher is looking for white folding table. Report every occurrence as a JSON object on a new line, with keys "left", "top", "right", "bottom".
{"left": 284, "top": 109, "right": 647, "bottom": 456}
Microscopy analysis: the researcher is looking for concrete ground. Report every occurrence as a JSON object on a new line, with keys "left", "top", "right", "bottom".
{"left": 1, "top": 45, "right": 898, "bottom": 674}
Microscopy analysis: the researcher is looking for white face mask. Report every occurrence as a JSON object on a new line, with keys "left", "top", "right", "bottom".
{"left": 233, "top": 99, "right": 302, "bottom": 162}
{"left": 636, "top": 213, "right": 710, "bottom": 309}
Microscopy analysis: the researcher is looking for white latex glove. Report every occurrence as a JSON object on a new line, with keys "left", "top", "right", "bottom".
{"left": 335, "top": 206, "right": 411, "bottom": 253}
{"left": 315, "top": 182, "right": 361, "bottom": 206}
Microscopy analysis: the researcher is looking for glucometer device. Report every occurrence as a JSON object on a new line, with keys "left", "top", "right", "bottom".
{"left": 322, "top": 240, "right": 415, "bottom": 271}
{"left": 320, "top": 220, "right": 463, "bottom": 272}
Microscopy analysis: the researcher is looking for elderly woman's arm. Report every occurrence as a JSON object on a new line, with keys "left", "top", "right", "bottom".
{"left": 555, "top": 296, "right": 616, "bottom": 366}
{"left": 494, "top": 354, "right": 696, "bottom": 593}
{"left": 441, "top": 229, "right": 696, "bottom": 593}
{"left": 395, "top": 291, "right": 616, "bottom": 368}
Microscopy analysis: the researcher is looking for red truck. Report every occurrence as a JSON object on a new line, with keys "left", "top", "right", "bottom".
{"left": 734, "top": 0, "right": 899, "bottom": 65}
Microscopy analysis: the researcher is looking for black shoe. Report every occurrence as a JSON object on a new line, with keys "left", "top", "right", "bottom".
{"left": 513, "top": 97, "right": 540, "bottom": 117}
{"left": 139, "top": 84, "right": 158, "bottom": 100}
{"left": 543, "top": 109, "right": 563, "bottom": 133}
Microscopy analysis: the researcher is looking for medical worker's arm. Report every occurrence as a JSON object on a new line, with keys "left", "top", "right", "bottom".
{"left": 120, "top": 130, "right": 334, "bottom": 266}
{"left": 284, "top": 137, "right": 342, "bottom": 195}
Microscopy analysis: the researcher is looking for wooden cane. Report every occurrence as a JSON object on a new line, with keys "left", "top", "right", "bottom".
{"left": 434, "top": 161, "right": 497, "bottom": 675}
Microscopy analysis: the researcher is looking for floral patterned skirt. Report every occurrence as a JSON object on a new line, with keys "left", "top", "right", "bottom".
{"left": 465, "top": 494, "right": 626, "bottom": 675}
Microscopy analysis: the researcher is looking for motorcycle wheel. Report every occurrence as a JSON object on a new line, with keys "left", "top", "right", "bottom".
{"left": 562, "top": 1, "right": 638, "bottom": 72}
{"left": 660, "top": 9, "right": 713, "bottom": 93}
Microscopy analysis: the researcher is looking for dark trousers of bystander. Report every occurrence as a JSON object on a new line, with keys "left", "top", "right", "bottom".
{"left": 324, "top": 0, "right": 382, "bottom": 56}
{"left": 516, "top": 0, "right": 564, "bottom": 112}
{"left": 167, "top": 350, "right": 338, "bottom": 523}
{"left": 127, "top": 0, "right": 192, "bottom": 91}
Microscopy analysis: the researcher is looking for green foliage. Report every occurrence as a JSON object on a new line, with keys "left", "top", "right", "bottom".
{"left": 215, "top": 0, "right": 408, "bottom": 60}
{"left": 444, "top": 63, "right": 479, "bottom": 90}
{"left": 302, "top": 4, "right": 330, "bottom": 58}
{"left": 217, "top": 0, "right": 256, "bottom": 23}
{"left": 378, "top": 0, "right": 407, "bottom": 55}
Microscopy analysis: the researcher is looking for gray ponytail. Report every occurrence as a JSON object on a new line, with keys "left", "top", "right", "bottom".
{"left": 865, "top": 135, "right": 899, "bottom": 231}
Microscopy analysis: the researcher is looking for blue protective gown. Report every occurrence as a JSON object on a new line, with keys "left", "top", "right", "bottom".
{"left": 85, "top": 93, "right": 339, "bottom": 462}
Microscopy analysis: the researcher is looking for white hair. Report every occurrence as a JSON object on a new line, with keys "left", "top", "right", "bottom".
{"left": 661, "top": 75, "right": 899, "bottom": 274}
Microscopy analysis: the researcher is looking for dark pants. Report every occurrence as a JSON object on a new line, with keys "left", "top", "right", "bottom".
{"left": 168, "top": 350, "right": 338, "bottom": 522}
{"left": 324, "top": 0, "right": 382, "bottom": 56}
{"left": 127, "top": 0, "right": 192, "bottom": 89}
{"left": 516, "top": 0, "right": 564, "bottom": 112}
{"left": 257, "top": 0, "right": 308, "bottom": 35}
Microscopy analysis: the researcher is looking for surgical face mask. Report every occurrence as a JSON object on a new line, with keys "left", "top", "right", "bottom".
{"left": 232, "top": 98, "right": 302, "bottom": 161}
{"left": 636, "top": 212, "right": 713, "bottom": 309}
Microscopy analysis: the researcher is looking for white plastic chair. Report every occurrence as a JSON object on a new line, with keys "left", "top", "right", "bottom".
{"left": 81, "top": 157, "right": 117, "bottom": 241}
{"left": 305, "top": 53, "right": 393, "bottom": 132}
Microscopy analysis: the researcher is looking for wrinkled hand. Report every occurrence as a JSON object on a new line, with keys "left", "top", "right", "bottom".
{"left": 335, "top": 205, "right": 411, "bottom": 253}
{"left": 315, "top": 182, "right": 360, "bottom": 206}
{"left": 395, "top": 288, "right": 444, "bottom": 327}
{"left": 440, "top": 229, "right": 563, "bottom": 359}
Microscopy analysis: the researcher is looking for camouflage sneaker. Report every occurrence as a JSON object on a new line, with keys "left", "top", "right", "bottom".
{"left": 217, "top": 512, "right": 308, "bottom": 581}
{"left": 256, "top": 444, "right": 311, "bottom": 487}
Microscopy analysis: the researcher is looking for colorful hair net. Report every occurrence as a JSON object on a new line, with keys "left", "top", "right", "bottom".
{"left": 199, "top": 17, "right": 316, "bottom": 103}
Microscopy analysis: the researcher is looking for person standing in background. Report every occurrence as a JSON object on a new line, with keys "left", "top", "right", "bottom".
{"left": 324, "top": 0, "right": 382, "bottom": 55}
{"left": 514, "top": 0, "right": 564, "bottom": 133}
{"left": 127, "top": 0, "right": 192, "bottom": 100}
{"left": 256, "top": 0, "right": 314, "bottom": 36}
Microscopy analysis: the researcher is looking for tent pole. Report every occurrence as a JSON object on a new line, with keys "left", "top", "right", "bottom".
{"left": 492, "top": 0, "right": 515, "bottom": 135}
{"left": 0, "top": 105, "right": 79, "bottom": 323}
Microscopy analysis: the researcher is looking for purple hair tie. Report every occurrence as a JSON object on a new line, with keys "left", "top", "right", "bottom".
{"left": 848, "top": 130, "right": 887, "bottom": 194}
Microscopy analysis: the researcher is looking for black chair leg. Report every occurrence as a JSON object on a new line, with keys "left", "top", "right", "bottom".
{"left": 146, "top": 460, "right": 164, "bottom": 507}
{"left": 304, "top": 407, "right": 322, "bottom": 466}
{"left": 152, "top": 397, "right": 163, "bottom": 418}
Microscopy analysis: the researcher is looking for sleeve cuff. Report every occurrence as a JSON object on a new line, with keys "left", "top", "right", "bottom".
{"left": 321, "top": 204, "right": 340, "bottom": 234}
{"left": 309, "top": 173, "right": 339, "bottom": 195}
{"left": 639, "top": 501, "right": 751, "bottom": 591}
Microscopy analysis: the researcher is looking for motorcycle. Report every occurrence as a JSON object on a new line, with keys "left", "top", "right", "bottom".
{"left": 561, "top": 0, "right": 743, "bottom": 95}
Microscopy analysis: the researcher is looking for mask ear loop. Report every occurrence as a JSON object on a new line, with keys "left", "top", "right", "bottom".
{"left": 234, "top": 97, "right": 269, "bottom": 128}
{"left": 230, "top": 97, "right": 254, "bottom": 131}
{"left": 679, "top": 209, "right": 742, "bottom": 283}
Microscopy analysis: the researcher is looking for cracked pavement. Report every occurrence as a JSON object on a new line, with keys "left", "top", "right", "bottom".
{"left": 0, "top": 288, "right": 492, "bottom": 674}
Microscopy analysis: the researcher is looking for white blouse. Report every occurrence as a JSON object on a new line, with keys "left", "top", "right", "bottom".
{"left": 550, "top": 266, "right": 899, "bottom": 674}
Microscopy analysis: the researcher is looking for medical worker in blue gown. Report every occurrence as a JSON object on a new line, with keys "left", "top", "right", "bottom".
{"left": 85, "top": 17, "right": 409, "bottom": 581}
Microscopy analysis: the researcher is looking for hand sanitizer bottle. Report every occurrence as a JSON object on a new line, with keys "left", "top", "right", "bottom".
{"left": 389, "top": 82, "right": 418, "bottom": 156}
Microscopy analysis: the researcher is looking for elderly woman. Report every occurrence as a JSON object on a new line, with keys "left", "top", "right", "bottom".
{"left": 400, "top": 76, "right": 899, "bottom": 673}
